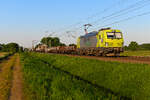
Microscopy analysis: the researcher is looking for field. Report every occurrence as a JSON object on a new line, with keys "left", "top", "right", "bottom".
{"left": 121, "top": 50, "right": 150, "bottom": 57}
{"left": 21, "top": 52, "right": 150, "bottom": 100}
{"left": 21, "top": 53, "right": 122, "bottom": 100}
{"left": 0, "top": 52, "right": 150, "bottom": 100}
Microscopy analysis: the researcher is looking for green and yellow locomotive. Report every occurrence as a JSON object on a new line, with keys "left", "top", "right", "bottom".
{"left": 77, "top": 28, "right": 124, "bottom": 56}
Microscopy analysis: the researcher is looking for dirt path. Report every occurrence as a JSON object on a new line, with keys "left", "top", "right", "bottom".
{"left": 0, "top": 52, "right": 8, "bottom": 57}
{"left": 0, "top": 55, "right": 16, "bottom": 100}
{"left": 9, "top": 54, "right": 23, "bottom": 100}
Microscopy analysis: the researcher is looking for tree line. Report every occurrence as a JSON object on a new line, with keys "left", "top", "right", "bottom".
{"left": 40, "top": 37, "right": 66, "bottom": 47}
{"left": 36, "top": 37, "right": 76, "bottom": 48}
{"left": 125, "top": 41, "right": 150, "bottom": 51}
{"left": 1, "top": 39, "right": 149, "bottom": 53}
{"left": 0, "top": 43, "right": 23, "bottom": 53}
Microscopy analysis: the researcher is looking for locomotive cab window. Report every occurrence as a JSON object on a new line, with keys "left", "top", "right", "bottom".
{"left": 115, "top": 33, "right": 122, "bottom": 39}
{"left": 107, "top": 32, "right": 122, "bottom": 39}
{"left": 107, "top": 33, "right": 115, "bottom": 39}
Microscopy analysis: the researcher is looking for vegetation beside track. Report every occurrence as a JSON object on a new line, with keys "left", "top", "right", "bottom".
{"left": 121, "top": 50, "right": 150, "bottom": 57}
{"left": 29, "top": 52, "right": 150, "bottom": 100}
{"left": 0, "top": 55, "right": 17, "bottom": 100}
{"left": 0, "top": 52, "right": 14, "bottom": 60}
{"left": 21, "top": 53, "right": 123, "bottom": 100}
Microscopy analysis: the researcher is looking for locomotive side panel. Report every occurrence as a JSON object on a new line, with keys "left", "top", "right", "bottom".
{"left": 80, "top": 36, "right": 97, "bottom": 48}
{"left": 79, "top": 32, "right": 98, "bottom": 48}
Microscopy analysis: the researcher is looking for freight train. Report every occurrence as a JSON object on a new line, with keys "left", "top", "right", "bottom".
{"left": 35, "top": 28, "right": 124, "bottom": 56}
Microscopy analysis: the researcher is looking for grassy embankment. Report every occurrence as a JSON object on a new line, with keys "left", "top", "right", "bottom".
{"left": 21, "top": 53, "right": 122, "bottom": 100}
{"left": 30, "top": 53, "right": 150, "bottom": 100}
{"left": 121, "top": 50, "right": 150, "bottom": 57}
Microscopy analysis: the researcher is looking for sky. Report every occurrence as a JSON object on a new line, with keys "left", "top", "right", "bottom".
{"left": 0, "top": 0, "right": 150, "bottom": 48}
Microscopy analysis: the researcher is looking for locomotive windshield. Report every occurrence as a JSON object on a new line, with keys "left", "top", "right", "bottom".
{"left": 107, "top": 33, "right": 115, "bottom": 39}
{"left": 107, "top": 32, "right": 122, "bottom": 39}
{"left": 115, "top": 33, "right": 122, "bottom": 39}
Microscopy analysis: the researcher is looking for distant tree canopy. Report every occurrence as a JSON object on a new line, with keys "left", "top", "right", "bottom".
{"left": 128, "top": 41, "right": 139, "bottom": 51}
{"left": 0, "top": 43, "right": 23, "bottom": 53}
{"left": 124, "top": 41, "right": 150, "bottom": 51}
{"left": 139, "top": 43, "right": 150, "bottom": 50}
{"left": 40, "top": 37, "right": 66, "bottom": 47}
{"left": 0, "top": 44, "right": 2, "bottom": 51}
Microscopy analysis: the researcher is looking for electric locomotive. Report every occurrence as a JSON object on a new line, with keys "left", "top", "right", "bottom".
{"left": 77, "top": 28, "right": 124, "bottom": 56}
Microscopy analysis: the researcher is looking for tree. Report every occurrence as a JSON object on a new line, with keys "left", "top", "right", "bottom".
{"left": 51, "top": 37, "right": 60, "bottom": 47}
{"left": 19, "top": 46, "right": 24, "bottom": 52}
{"left": 0, "top": 44, "right": 2, "bottom": 51}
{"left": 0, "top": 44, "right": 5, "bottom": 51}
{"left": 7, "top": 43, "right": 19, "bottom": 52}
{"left": 124, "top": 45, "right": 128, "bottom": 51}
{"left": 1, "top": 43, "right": 19, "bottom": 53}
{"left": 60, "top": 43, "right": 66, "bottom": 46}
{"left": 41, "top": 37, "right": 52, "bottom": 47}
{"left": 40, "top": 36, "right": 66, "bottom": 47}
{"left": 128, "top": 41, "right": 139, "bottom": 51}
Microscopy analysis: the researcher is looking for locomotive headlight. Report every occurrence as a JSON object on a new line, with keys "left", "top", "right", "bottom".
{"left": 105, "top": 42, "right": 109, "bottom": 46}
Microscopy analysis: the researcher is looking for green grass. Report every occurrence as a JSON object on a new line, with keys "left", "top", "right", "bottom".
{"left": 21, "top": 53, "right": 120, "bottom": 100}
{"left": 121, "top": 50, "right": 150, "bottom": 56}
{"left": 31, "top": 53, "right": 150, "bottom": 100}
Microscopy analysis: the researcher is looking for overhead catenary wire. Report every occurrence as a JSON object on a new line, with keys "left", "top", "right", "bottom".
{"left": 48, "top": 0, "right": 150, "bottom": 45}
{"left": 90, "top": 0, "right": 150, "bottom": 26}
{"left": 57, "top": 0, "right": 149, "bottom": 41}
{"left": 54, "top": 0, "right": 130, "bottom": 34}
{"left": 65, "top": 10, "right": 150, "bottom": 44}
{"left": 77, "top": 0, "right": 150, "bottom": 32}
{"left": 59, "top": 0, "right": 147, "bottom": 34}
{"left": 94, "top": 11, "right": 150, "bottom": 30}
{"left": 68, "top": 11, "right": 150, "bottom": 44}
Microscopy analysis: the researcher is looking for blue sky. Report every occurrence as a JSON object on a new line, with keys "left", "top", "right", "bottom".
{"left": 0, "top": 0, "right": 150, "bottom": 47}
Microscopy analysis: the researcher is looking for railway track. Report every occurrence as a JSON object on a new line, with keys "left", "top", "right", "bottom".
{"left": 75, "top": 55, "right": 150, "bottom": 64}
